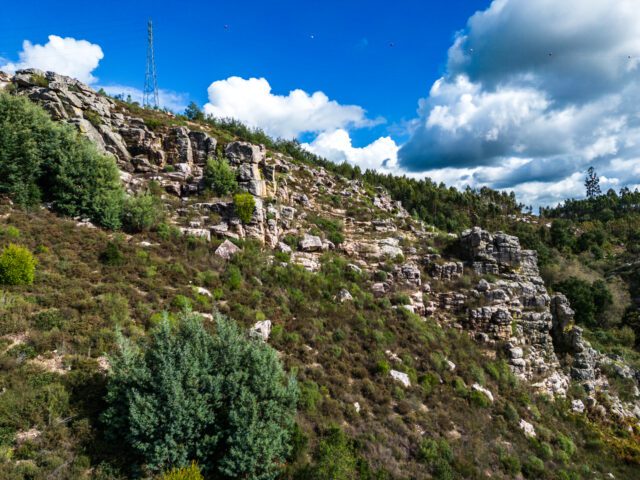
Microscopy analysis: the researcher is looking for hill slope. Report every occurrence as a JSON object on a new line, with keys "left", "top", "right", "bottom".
{"left": 0, "top": 69, "right": 638, "bottom": 479}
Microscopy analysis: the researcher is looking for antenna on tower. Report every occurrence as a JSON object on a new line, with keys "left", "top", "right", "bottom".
{"left": 144, "top": 19, "right": 159, "bottom": 109}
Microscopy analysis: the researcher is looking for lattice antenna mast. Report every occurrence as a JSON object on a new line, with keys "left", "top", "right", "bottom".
{"left": 143, "top": 19, "right": 159, "bottom": 108}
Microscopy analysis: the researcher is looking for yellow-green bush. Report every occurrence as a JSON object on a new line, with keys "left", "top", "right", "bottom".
{"left": 159, "top": 462, "right": 203, "bottom": 480}
{"left": 0, "top": 244, "right": 36, "bottom": 285}
{"left": 233, "top": 193, "right": 255, "bottom": 224}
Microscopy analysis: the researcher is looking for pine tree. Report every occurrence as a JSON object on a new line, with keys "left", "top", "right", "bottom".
{"left": 585, "top": 166, "right": 602, "bottom": 198}
{"left": 184, "top": 102, "right": 205, "bottom": 121}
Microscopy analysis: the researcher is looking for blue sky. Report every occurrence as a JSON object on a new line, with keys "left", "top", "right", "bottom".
{"left": 2, "top": 0, "right": 640, "bottom": 207}
{"left": 0, "top": 0, "right": 486, "bottom": 145}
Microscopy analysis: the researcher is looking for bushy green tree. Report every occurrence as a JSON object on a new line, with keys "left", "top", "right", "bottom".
{"left": 554, "top": 277, "right": 612, "bottom": 327}
{"left": 585, "top": 167, "right": 602, "bottom": 198}
{"left": 184, "top": 102, "right": 205, "bottom": 122}
{"left": 44, "top": 133, "right": 124, "bottom": 229}
{"left": 204, "top": 158, "right": 237, "bottom": 196}
{"left": 0, "top": 92, "right": 124, "bottom": 229}
{"left": 102, "top": 311, "right": 297, "bottom": 478}
{"left": 122, "top": 192, "right": 165, "bottom": 232}
{"left": 0, "top": 93, "right": 52, "bottom": 206}
{"left": 233, "top": 193, "right": 256, "bottom": 224}
{"left": 0, "top": 244, "right": 37, "bottom": 285}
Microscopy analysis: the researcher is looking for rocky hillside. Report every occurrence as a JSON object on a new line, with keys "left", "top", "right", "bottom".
{"left": 0, "top": 69, "right": 639, "bottom": 479}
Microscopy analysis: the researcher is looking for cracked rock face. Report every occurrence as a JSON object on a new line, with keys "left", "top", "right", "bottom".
{"left": 457, "top": 228, "right": 640, "bottom": 417}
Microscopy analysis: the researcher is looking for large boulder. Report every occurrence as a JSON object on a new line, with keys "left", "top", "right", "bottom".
{"left": 299, "top": 234, "right": 323, "bottom": 252}
{"left": 225, "top": 141, "right": 265, "bottom": 165}
{"left": 215, "top": 239, "right": 241, "bottom": 260}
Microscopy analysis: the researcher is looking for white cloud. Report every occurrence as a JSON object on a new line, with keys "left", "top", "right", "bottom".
{"left": 398, "top": 0, "right": 640, "bottom": 206}
{"left": 99, "top": 85, "right": 189, "bottom": 113}
{"left": 0, "top": 35, "right": 103, "bottom": 84}
{"left": 303, "top": 129, "right": 399, "bottom": 171}
{"left": 203, "top": 76, "right": 380, "bottom": 139}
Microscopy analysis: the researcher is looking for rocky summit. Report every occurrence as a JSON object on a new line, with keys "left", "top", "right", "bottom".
{"left": 0, "top": 69, "right": 639, "bottom": 479}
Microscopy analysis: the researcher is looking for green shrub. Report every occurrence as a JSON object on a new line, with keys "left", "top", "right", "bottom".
{"left": 375, "top": 359, "right": 391, "bottom": 375}
{"left": 225, "top": 265, "right": 242, "bottom": 290}
{"left": 0, "top": 244, "right": 37, "bottom": 285}
{"left": 299, "top": 380, "right": 323, "bottom": 413}
{"left": 522, "top": 455, "right": 545, "bottom": 478}
{"left": 1, "top": 226, "right": 20, "bottom": 239}
{"left": 418, "top": 438, "right": 454, "bottom": 479}
{"left": 30, "top": 73, "right": 50, "bottom": 87}
{"left": 157, "top": 222, "right": 180, "bottom": 240}
{"left": 84, "top": 109, "right": 103, "bottom": 127}
{"left": 310, "top": 427, "right": 358, "bottom": 480}
{"left": 102, "top": 311, "right": 297, "bottom": 477}
{"left": 556, "top": 434, "right": 576, "bottom": 457}
{"left": 100, "top": 241, "right": 124, "bottom": 266}
{"left": 160, "top": 462, "right": 203, "bottom": 480}
{"left": 469, "top": 389, "right": 492, "bottom": 408}
{"left": 0, "top": 93, "right": 124, "bottom": 228}
{"left": 309, "top": 216, "right": 345, "bottom": 245}
{"left": 122, "top": 193, "right": 165, "bottom": 232}
{"left": 171, "top": 295, "right": 192, "bottom": 310}
{"left": 420, "top": 372, "right": 440, "bottom": 396}
{"left": 233, "top": 193, "right": 256, "bottom": 224}
{"left": 499, "top": 453, "right": 521, "bottom": 474}
{"left": 537, "top": 441, "right": 553, "bottom": 460}
{"left": 204, "top": 158, "right": 237, "bottom": 196}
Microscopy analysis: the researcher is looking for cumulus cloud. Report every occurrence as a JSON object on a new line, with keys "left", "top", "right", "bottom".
{"left": 99, "top": 85, "right": 189, "bottom": 113}
{"left": 399, "top": 0, "right": 640, "bottom": 206}
{"left": 302, "top": 129, "right": 399, "bottom": 171}
{"left": 203, "top": 76, "right": 380, "bottom": 139}
{"left": 0, "top": 35, "right": 103, "bottom": 84}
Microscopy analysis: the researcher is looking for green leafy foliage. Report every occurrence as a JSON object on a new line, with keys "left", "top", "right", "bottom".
{"left": 102, "top": 311, "right": 297, "bottom": 477}
{"left": 417, "top": 438, "right": 455, "bottom": 479}
{"left": 100, "top": 240, "right": 125, "bottom": 266}
{"left": 30, "top": 73, "right": 50, "bottom": 88}
{"left": 184, "top": 102, "right": 205, "bottom": 122}
{"left": 122, "top": 192, "right": 165, "bottom": 232}
{"left": 0, "top": 92, "right": 124, "bottom": 228}
{"left": 309, "top": 427, "right": 358, "bottom": 480}
{"left": 233, "top": 192, "right": 256, "bottom": 224}
{"left": 205, "top": 157, "right": 238, "bottom": 196}
{"left": 554, "top": 277, "right": 612, "bottom": 327}
{"left": 0, "top": 243, "right": 36, "bottom": 285}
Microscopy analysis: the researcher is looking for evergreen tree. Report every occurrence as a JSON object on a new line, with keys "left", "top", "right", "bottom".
{"left": 585, "top": 166, "right": 602, "bottom": 198}
{"left": 184, "top": 102, "right": 205, "bottom": 122}
{"left": 103, "top": 311, "right": 297, "bottom": 478}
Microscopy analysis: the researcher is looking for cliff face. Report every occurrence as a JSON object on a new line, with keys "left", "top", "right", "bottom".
{"left": 3, "top": 68, "right": 639, "bottom": 424}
